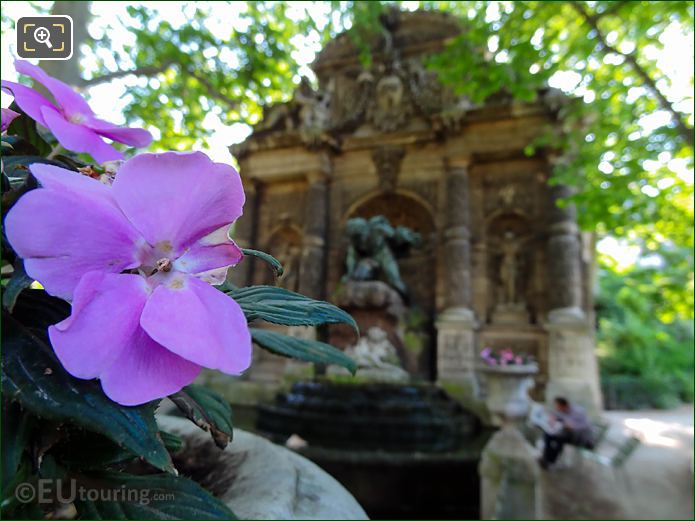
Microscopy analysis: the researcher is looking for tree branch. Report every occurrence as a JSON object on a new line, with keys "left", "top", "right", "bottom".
{"left": 79, "top": 63, "right": 172, "bottom": 87}
{"left": 80, "top": 62, "right": 238, "bottom": 113}
{"left": 570, "top": 1, "right": 693, "bottom": 147}
{"left": 183, "top": 66, "right": 239, "bottom": 112}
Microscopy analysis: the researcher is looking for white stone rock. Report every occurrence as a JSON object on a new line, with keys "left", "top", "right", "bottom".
{"left": 158, "top": 415, "right": 368, "bottom": 520}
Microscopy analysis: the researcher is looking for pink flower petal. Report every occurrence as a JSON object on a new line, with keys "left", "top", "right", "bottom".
{"left": 174, "top": 225, "right": 243, "bottom": 277}
{"left": 4, "top": 182, "right": 143, "bottom": 299}
{"left": 48, "top": 272, "right": 149, "bottom": 379}
{"left": 1, "top": 107, "right": 20, "bottom": 132}
{"left": 1, "top": 80, "right": 57, "bottom": 126}
{"left": 100, "top": 327, "right": 201, "bottom": 406}
{"left": 15, "top": 60, "right": 94, "bottom": 119}
{"left": 111, "top": 152, "right": 245, "bottom": 253}
{"left": 140, "top": 274, "right": 251, "bottom": 374}
{"left": 30, "top": 162, "right": 118, "bottom": 208}
{"left": 85, "top": 117, "right": 153, "bottom": 148}
{"left": 41, "top": 106, "right": 123, "bottom": 163}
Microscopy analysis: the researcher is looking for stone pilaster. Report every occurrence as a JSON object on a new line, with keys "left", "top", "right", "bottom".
{"left": 544, "top": 177, "right": 602, "bottom": 412}
{"left": 229, "top": 179, "right": 260, "bottom": 287}
{"left": 436, "top": 156, "right": 477, "bottom": 405}
{"left": 298, "top": 168, "right": 330, "bottom": 300}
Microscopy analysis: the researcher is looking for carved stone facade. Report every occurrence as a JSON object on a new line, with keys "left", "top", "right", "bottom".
{"left": 230, "top": 9, "right": 601, "bottom": 410}
{"left": 371, "top": 146, "right": 405, "bottom": 193}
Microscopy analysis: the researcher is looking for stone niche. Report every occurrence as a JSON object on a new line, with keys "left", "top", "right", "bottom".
{"left": 228, "top": 8, "right": 601, "bottom": 412}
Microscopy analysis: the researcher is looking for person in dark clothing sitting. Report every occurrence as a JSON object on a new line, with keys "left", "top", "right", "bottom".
{"left": 539, "top": 396, "right": 595, "bottom": 469}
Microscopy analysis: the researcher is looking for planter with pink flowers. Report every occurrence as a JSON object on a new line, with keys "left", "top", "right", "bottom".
{"left": 478, "top": 348, "right": 538, "bottom": 426}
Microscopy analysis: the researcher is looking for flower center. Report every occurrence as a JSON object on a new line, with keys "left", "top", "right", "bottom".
{"left": 69, "top": 113, "right": 85, "bottom": 124}
{"left": 155, "top": 257, "right": 173, "bottom": 273}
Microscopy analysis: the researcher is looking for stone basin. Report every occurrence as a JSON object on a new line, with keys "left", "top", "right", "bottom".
{"left": 257, "top": 380, "right": 480, "bottom": 452}
{"left": 256, "top": 380, "right": 490, "bottom": 518}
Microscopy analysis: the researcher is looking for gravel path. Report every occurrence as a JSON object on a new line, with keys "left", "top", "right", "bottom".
{"left": 541, "top": 404, "right": 693, "bottom": 519}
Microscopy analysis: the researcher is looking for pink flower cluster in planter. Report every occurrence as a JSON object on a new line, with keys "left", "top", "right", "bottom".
{"left": 480, "top": 347, "right": 534, "bottom": 366}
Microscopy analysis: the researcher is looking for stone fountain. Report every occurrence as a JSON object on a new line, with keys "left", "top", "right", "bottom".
{"left": 257, "top": 216, "right": 490, "bottom": 518}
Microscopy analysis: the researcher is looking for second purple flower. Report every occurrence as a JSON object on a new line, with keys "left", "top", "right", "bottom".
{"left": 2, "top": 61, "right": 152, "bottom": 163}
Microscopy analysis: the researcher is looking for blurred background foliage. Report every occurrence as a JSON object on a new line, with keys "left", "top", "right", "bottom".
{"left": 596, "top": 254, "right": 694, "bottom": 409}
{"left": 1, "top": 0, "right": 693, "bottom": 408}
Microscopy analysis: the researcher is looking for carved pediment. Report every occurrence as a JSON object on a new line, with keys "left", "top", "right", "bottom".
{"left": 246, "top": 9, "right": 471, "bottom": 143}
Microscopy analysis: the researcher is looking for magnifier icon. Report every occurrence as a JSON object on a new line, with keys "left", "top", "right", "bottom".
{"left": 33, "top": 26, "right": 52, "bottom": 49}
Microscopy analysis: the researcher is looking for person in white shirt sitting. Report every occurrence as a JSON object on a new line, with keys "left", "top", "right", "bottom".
{"left": 538, "top": 396, "right": 595, "bottom": 469}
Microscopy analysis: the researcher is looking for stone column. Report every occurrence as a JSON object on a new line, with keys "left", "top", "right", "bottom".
{"left": 443, "top": 159, "right": 473, "bottom": 310}
{"left": 436, "top": 156, "right": 478, "bottom": 406}
{"left": 298, "top": 169, "right": 330, "bottom": 300}
{"left": 544, "top": 179, "right": 602, "bottom": 412}
{"left": 229, "top": 179, "right": 260, "bottom": 287}
{"left": 546, "top": 184, "right": 583, "bottom": 316}
{"left": 291, "top": 168, "right": 330, "bottom": 377}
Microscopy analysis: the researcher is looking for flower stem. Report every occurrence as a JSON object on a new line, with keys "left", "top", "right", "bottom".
{"left": 47, "top": 143, "right": 64, "bottom": 159}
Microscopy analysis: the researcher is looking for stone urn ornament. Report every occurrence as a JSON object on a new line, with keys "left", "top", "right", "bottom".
{"left": 477, "top": 348, "right": 538, "bottom": 426}
{"left": 477, "top": 348, "right": 541, "bottom": 519}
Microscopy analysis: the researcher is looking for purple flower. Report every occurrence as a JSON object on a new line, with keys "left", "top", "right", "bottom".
{"left": 5, "top": 151, "right": 251, "bottom": 405}
{"left": 480, "top": 347, "right": 492, "bottom": 359}
{"left": 1, "top": 61, "right": 152, "bottom": 163}
{"left": 1, "top": 107, "right": 20, "bottom": 132}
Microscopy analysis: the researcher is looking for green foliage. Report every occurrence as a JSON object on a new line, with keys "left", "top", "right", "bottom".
{"left": 169, "top": 385, "right": 234, "bottom": 449}
{"left": 2, "top": 291, "right": 175, "bottom": 473}
{"left": 240, "top": 247, "right": 284, "bottom": 277}
{"left": 596, "top": 258, "right": 694, "bottom": 409}
{"left": 230, "top": 284, "right": 358, "bottom": 331}
{"left": 251, "top": 327, "right": 358, "bottom": 374}
{"left": 6, "top": 104, "right": 53, "bottom": 156}
{"left": 601, "top": 374, "right": 687, "bottom": 411}
{"left": 426, "top": 1, "right": 693, "bottom": 239}
{"left": 83, "top": 2, "right": 319, "bottom": 150}
{"left": 72, "top": 472, "right": 237, "bottom": 520}
{"left": 2, "top": 259, "right": 32, "bottom": 312}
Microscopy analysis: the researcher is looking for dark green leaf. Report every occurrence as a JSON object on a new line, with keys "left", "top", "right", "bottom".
{"left": 229, "top": 285, "right": 357, "bottom": 331}
{"left": 250, "top": 327, "right": 357, "bottom": 374}
{"left": 53, "top": 430, "right": 138, "bottom": 471}
{"left": 2, "top": 172, "right": 10, "bottom": 194}
{"left": 1, "top": 156, "right": 67, "bottom": 183}
{"left": 0, "top": 135, "right": 40, "bottom": 156}
{"left": 73, "top": 471, "right": 236, "bottom": 520}
{"left": 5, "top": 286, "right": 70, "bottom": 327}
{"left": 159, "top": 431, "right": 184, "bottom": 453}
{"left": 52, "top": 154, "right": 88, "bottom": 171}
{"left": 1, "top": 401, "right": 34, "bottom": 487}
{"left": 3, "top": 291, "right": 174, "bottom": 473}
{"left": 1, "top": 168, "right": 38, "bottom": 219}
{"left": 241, "top": 248, "right": 284, "bottom": 276}
{"left": 1, "top": 460, "right": 42, "bottom": 519}
{"left": 5, "top": 103, "right": 52, "bottom": 156}
{"left": 2, "top": 259, "right": 34, "bottom": 312}
{"left": 169, "top": 385, "right": 233, "bottom": 449}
